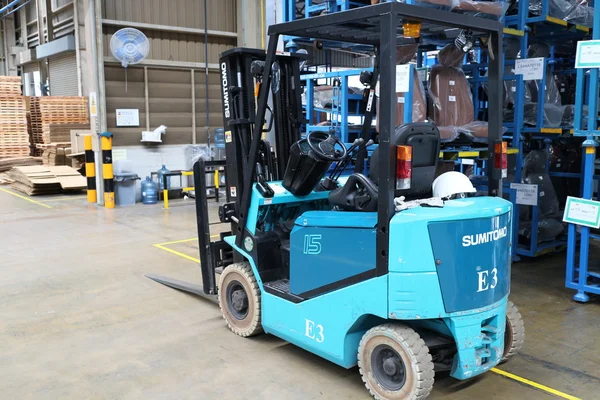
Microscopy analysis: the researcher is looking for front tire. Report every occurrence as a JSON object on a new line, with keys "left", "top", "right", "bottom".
{"left": 501, "top": 301, "right": 525, "bottom": 363}
{"left": 218, "top": 262, "right": 263, "bottom": 337}
{"left": 358, "top": 324, "right": 434, "bottom": 400}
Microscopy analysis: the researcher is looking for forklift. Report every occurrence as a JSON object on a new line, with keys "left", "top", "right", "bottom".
{"left": 148, "top": 3, "right": 525, "bottom": 399}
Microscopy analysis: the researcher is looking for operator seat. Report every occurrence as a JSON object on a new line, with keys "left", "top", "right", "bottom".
{"left": 329, "top": 123, "right": 441, "bottom": 211}
{"left": 429, "top": 44, "right": 488, "bottom": 142}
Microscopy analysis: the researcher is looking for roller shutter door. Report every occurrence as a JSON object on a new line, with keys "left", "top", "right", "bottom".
{"left": 49, "top": 53, "right": 78, "bottom": 96}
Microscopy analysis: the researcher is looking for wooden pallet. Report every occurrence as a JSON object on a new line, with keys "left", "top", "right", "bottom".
{"left": 0, "top": 76, "right": 22, "bottom": 96}
{"left": 27, "top": 96, "right": 89, "bottom": 145}
{"left": 0, "top": 146, "right": 30, "bottom": 157}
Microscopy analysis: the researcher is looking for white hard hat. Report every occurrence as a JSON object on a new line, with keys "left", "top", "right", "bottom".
{"left": 432, "top": 171, "right": 476, "bottom": 199}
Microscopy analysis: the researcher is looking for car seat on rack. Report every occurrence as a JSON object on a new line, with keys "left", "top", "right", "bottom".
{"left": 376, "top": 44, "right": 427, "bottom": 132}
{"left": 429, "top": 44, "right": 488, "bottom": 142}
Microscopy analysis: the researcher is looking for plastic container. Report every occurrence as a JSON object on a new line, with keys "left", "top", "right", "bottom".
{"left": 141, "top": 176, "right": 158, "bottom": 204}
{"left": 114, "top": 173, "right": 140, "bottom": 206}
{"left": 157, "top": 164, "right": 171, "bottom": 190}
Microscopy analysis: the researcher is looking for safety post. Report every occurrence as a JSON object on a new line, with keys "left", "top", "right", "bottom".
{"left": 100, "top": 132, "right": 115, "bottom": 209}
{"left": 84, "top": 135, "right": 97, "bottom": 203}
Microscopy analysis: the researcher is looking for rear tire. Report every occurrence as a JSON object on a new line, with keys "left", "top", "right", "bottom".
{"left": 501, "top": 301, "right": 525, "bottom": 363}
{"left": 358, "top": 324, "right": 434, "bottom": 400}
{"left": 218, "top": 262, "right": 263, "bottom": 337}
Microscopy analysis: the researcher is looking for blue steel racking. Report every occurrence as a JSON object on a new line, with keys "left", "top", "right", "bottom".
{"left": 302, "top": 68, "right": 374, "bottom": 143}
{"left": 566, "top": 3, "right": 600, "bottom": 302}
{"left": 284, "top": 0, "right": 595, "bottom": 260}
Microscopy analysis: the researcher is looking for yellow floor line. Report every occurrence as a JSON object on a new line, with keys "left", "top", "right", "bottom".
{"left": 155, "top": 235, "right": 220, "bottom": 246}
{"left": 491, "top": 368, "right": 581, "bottom": 400}
{"left": 0, "top": 188, "right": 52, "bottom": 209}
{"left": 153, "top": 244, "right": 201, "bottom": 263}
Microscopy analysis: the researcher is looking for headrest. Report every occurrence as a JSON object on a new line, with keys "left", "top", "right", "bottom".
{"left": 437, "top": 44, "right": 466, "bottom": 68}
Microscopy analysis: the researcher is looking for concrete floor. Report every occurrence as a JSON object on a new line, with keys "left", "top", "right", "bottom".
{"left": 1, "top": 188, "right": 599, "bottom": 400}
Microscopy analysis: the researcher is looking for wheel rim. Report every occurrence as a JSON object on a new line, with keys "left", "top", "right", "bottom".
{"left": 226, "top": 280, "right": 249, "bottom": 320}
{"left": 371, "top": 344, "right": 406, "bottom": 391}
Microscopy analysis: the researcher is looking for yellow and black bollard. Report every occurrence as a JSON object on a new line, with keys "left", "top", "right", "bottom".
{"left": 100, "top": 132, "right": 115, "bottom": 209}
{"left": 84, "top": 135, "right": 97, "bottom": 203}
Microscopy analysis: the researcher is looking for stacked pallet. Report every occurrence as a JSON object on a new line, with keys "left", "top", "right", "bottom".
{"left": 0, "top": 76, "right": 22, "bottom": 95}
{"left": 9, "top": 165, "right": 86, "bottom": 195}
{"left": 0, "top": 96, "right": 29, "bottom": 158}
{"left": 30, "top": 97, "right": 89, "bottom": 144}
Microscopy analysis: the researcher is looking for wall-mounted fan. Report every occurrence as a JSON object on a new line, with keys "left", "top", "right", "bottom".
{"left": 110, "top": 28, "right": 150, "bottom": 91}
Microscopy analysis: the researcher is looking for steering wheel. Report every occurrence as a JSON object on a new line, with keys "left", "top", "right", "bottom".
{"left": 306, "top": 131, "right": 348, "bottom": 162}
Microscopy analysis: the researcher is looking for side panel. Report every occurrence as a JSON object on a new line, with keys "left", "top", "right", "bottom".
{"left": 290, "top": 226, "right": 376, "bottom": 296}
{"left": 262, "top": 275, "right": 389, "bottom": 368}
{"left": 428, "top": 213, "right": 511, "bottom": 313}
{"left": 388, "top": 272, "right": 446, "bottom": 319}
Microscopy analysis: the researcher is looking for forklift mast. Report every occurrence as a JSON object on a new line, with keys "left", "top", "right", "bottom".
{"left": 218, "top": 48, "right": 306, "bottom": 206}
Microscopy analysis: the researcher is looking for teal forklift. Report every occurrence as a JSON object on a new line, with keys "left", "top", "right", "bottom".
{"left": 148, "top": 3, "right": 524, "bottom": 398}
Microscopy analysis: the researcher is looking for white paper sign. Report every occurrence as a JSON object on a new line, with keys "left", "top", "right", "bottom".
{"left": 116, "top": 109, "right": 140, "bottom": 127}
{"left": 112, "top": 149, "right": 127, "bottom": 161}
{"left": 461, "top": 158, "right": 475, "bottom": 165}
{"left": 563, "top": 196, "right": 600, "bottom": 228}
{"left": 397, "top": 96, "right": 405, "bottom": 104}
{"left": 510, "top": 183, "right": 538, "bottom": 206}
{"left": 89, "top": 92, "right": 98, "bottom": 117}
{"left": 575, "top": 40, "right": 600, "bottom": 68}
{"left": 449, "top": 96, "right": 456, "bottom": 102}
{"left": 396, "top": 65, "right": 411, "bottom": 93}
{"left": 515, "top": 57, "right": 544, "bottom": 80}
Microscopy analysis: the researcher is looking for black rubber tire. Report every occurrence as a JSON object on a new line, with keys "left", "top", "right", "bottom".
{"left": 358, "top": 324, "right": 434, "bottom": 400}
{"left": 218, "top": 262, "right": 263, "bottom": 337}
{"left": 501, "top": 300, "right": 525, "bottom": 363}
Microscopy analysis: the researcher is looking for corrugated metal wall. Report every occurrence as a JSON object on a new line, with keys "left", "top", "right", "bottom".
{"left": 105, "top": 65, "right": 223, "bottom": 147}
{"left": 102, "top": 0, "right": 237, "bottom": 32}
{"left": 102, "top": 0, "right": 236, "bottom": 147}
{"left": 102, "top": 26, "right": 235, "bottom": 64}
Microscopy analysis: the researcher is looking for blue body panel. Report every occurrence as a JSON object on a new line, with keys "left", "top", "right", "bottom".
{"left": 262, "top": 276, "right": 389, "bottom": 368}
{"left": 290, "top": 222, "right": 376, "bottom": 295}
{"left": 227, "top": 196, "right": 513, "bottom": 379}
{"left": 429, "top": 213, "right": 511, "bottom": 313}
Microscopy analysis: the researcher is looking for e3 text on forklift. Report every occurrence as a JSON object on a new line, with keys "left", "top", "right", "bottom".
{"left": 148, "top": 3, "right": 525, "bottom": 399}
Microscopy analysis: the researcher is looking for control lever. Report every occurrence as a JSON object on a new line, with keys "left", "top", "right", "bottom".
{"left": 255, "top": 163, "right": 274, "bottom": 198}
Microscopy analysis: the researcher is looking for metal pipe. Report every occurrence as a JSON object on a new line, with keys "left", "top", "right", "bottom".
{"left": 203, "top": 0, "right": 210, "bottom": 150}
{"left": 0, "top": 0, "right": 31, "bottom": 20}
{"left": 0, "top": 19, "right": 7, "bottom": 75}
{"left": 0, "top": 0, "right": 25, "bottom": 15}
{"left": 90, "top": 0, "right": 105, "bottom": 205}
{"left": 73, "top": 0, "right": 82, "bottom": 96}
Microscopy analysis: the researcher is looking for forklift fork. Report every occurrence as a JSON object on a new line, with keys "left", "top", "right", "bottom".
{"left": 146, "top": 159, "right": 232, "bottom": 301}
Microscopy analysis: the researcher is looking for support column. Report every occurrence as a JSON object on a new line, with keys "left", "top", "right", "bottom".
{"left": 238, "top": 0, "right": 265, "bottom": 48}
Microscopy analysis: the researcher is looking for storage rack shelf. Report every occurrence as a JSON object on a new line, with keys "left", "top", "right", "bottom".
{"left": 284, "top": 0, "right": 597, "bottom": 261}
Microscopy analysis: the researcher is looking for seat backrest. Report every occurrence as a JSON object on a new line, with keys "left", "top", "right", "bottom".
{"left": 429, "top": 45, "right": 473, "bottom": 127}
{"left": 370, "top": 122, "right": 441, "bottom": 198}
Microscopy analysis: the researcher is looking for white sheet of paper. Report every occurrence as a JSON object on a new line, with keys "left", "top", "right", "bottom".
{"left": 515, "top": 57, "right": 544, "bottom": 80}
{"left": 510, "top": 183, "right": 538, "bottom": 206}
